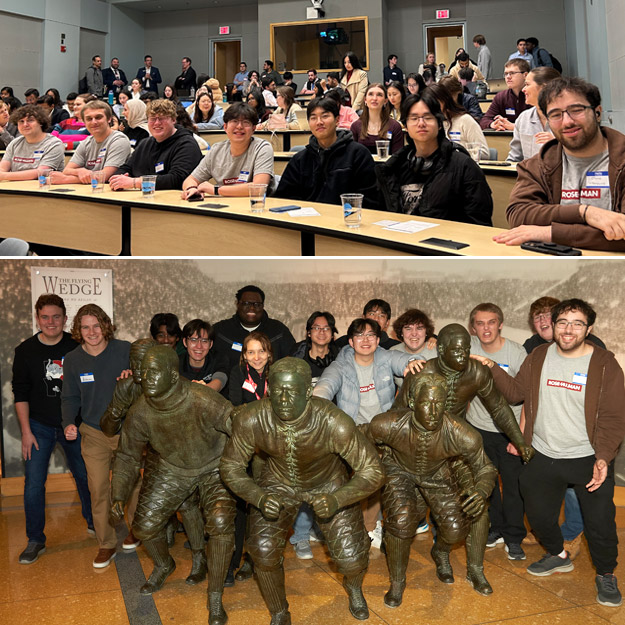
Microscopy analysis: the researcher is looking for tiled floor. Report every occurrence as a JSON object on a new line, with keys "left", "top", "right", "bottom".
{"left": 1, "top": 490, "right": 623, "bottom": 625}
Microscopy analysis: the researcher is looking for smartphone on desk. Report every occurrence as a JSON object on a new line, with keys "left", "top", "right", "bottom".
{"left": 521, "top": 241, "right": 582, "bottom": 256}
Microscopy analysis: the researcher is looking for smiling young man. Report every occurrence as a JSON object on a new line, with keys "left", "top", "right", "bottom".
{"left": 483, "top": 299, "right": 625, "bottom": 607}
{"left": 498, "top": 77, "right": 625, "bottom": 252}
{"left": 480, "top": 59, "right": 531, "bottom": 131}
{"left": 12, "top": 295, "right": 93, "bottom": 565}
{"left": 0, "top": 104, "right": 64, "bottom": 180}
{"left": 110, "top": 98, "right": 202, "bottom": 191}
{"left": 51, "top": 100, "right": 130, "bottom": 185}
{"left": 178, "top": 319, "right": 229, "bottom": 392}
{"left": 61, "top": 304, "right": 131, "bottom": 569}
{"left": 181, "top": 103, "right": 273, "bottom": 199}
{"left": 274, "top": 96, "right": 378, "bottom": 207}
{"left": 465, "top": 303, "right": 527, "bottom": 561}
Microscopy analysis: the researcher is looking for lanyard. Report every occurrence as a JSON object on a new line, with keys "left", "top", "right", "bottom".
{"left": 245, "top": 363, "right": 267, "bottom": 400}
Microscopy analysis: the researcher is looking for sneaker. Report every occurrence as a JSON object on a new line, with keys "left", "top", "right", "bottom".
{"left": 527, "top": 553, "right": 574, "bottom": 577}
{"left": 505, "top": 543, "right": 526, "bottom": 560}
{"left": 596, "top": 574, "right": 622, "bottom": 607}
{"left": 87, "top": 524, "right": 96, "bottom": 537}
{"left": 19, "top": 542, "right": 46, "bottom": 564}
{"left": 369, "top": 521, "right": 383, "bottom": 550}
{"left": 416, "top": 521, "right": 429, "bottom": 535}
{"left": 486, "top": 531, "right": 504, "bottom": 548}
{"left": 309, "top": 531, "right": 324, "bottom": 543}
{"left": 563, "top": 534, "right": 582, "bottom": 561}
{"left": 123, "top": 531, "right": 141, "bottom": 550}
{"left": 93, "top": 548, "right": 117, "bottom": 569}
{"left": 294, "top": 540, "right": 313, "bottom": 560}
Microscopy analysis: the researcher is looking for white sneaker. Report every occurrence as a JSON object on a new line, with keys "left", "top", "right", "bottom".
{"left": 369, "top": 521, "right": 383, "bottom": 550}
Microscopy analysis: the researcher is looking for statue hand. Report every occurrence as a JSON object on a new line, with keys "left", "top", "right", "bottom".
{"left": 461, "top": 490, "right": 485, "bottom": 518}
{"left": 259, "top": 494, "right": 283, "bottom": 520}
{"left": 311, "top": 493, "right": 339, "bottom": 519}
{"left": 520, "top": 444, "right": 535, "bottom": 464}
{"left": 110, "top": 500, "right": 125, "bottom": 525}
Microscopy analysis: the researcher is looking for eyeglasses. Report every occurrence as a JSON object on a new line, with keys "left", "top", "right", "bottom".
{"left": 311, "top": 325, "right": 331, "bottom": 332}
{"left": 187, "top": 337, "right": 210, "bottom": 345}
{"left": 228, "top": 119, "right": 253, "bottom": 128}
{"left": 545, "top": 105, "right": 594, "bottom": 123}
{"left": 353, "top": 333, "right": 377, "bottom": 340}
{"left": 240, "top": 301, "right": 263, "bottom": 309}
{"left": 406, "top": 114, "right": 437, "bottom": 124}
{"left": 533, "top": 313, "right": 551, "bottom": 323}
{"left": 554, "top": 319, "right": 588, "bottom": 330}
{"left": 503, "top": 71, "right": 524, "bottom": 78}
{"left": 148, "top": 116, "right": 172, "bottom": 124}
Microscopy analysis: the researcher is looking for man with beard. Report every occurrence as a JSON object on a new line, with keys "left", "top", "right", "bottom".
{"left": 496, "top": 77, "right": 625, "bottom": 252}
{"left": 394, "top": 323, "right": 533, "bottom": 594}
{"left": 476, "top": 299, "right": 625, "bottom": 608}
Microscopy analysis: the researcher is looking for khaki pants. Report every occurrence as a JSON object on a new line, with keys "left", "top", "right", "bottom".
{"left": 80, "top": 423, "right": 140, "bottom": 549}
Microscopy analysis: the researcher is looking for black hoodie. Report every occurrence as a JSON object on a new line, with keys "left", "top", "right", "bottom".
{"left": 115, "top": 124, "right": 203, "bottom": 190}
{"left": 274, "top": 129, "right": 379, "bottom": 208}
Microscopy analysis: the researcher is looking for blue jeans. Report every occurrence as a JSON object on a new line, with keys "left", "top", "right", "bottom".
{"left": 289, "top": 503, "right": 315, "bottom": 545}
{"left": 561, "top": 487, "right": 584, "bottom": 541}
{"left": 24, "top": 419, "right": 93, "bottom": 544}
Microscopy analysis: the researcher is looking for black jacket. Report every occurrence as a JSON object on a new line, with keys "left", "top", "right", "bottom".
{"left": 274, "top": 129, "right": 379, "bottom": 209}
{"left": 178, "top": 351, "right": 229, "bottom": 384}
{"left": 102, "top": 67, "right": 128, "bottom": 94}
{"left": 229, "top": 363, "right": 269, "bottom": 406}
{"left": 375, "top": 138, "right": 493, "bottom": 225}
{"left": 213, "top": 311, "right": 296, "bottom": 376}
{"left": 291, "top": 340, "right": 340, "bottom": 381}
{"left": 115, "top": 125, "right": 202, "bottom": 190}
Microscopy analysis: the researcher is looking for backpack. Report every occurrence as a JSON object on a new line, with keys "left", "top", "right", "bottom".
{"left": 78, "top": 74, "right": 88, "bottom": 93}
{"left": 549, "top": 54, "right": 563, "bottom": 73}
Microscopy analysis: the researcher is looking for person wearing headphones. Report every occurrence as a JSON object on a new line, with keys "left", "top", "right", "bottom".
{"left": 375, "top": 90, "right": 493, "bottom": 225}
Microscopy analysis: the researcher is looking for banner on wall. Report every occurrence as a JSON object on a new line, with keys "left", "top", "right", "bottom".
{"left": 30, "top": 267, "right": 114, "bottom": 333}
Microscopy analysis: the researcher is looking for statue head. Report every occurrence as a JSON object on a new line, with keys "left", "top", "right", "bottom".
{"left": 130, "top": 338, "right": 158, "bottom": 384}
{"left": 407, "top": 372, "right": 447, "bottom": 432}
{"left": 141, "top": 344, "right": 180, "bottom": 399}
{"left": 267, "top": 357, "right": 313, "bottom": 422}
{"left": 437, "top": 323, "right": 471, "bottom": 372}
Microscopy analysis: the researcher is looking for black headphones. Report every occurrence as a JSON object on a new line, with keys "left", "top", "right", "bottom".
{"left": 408, "top": 150, "right": 436, "bottom": 177}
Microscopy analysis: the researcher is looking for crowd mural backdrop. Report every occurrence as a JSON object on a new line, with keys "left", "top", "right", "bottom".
{"left": 1, "top": 258, "right": 623, "bottom": 484}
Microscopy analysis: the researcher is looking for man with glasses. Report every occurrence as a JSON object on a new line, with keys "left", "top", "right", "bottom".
{"left": 181, "top": 103, "right": 273, "bottom": 199}
{"left": 179, "top": 319, "right": 229, "bottom": 392}
{"left": 212, "top": 285, "right": 295, "bottom": 391}
{"left": 480, "top": 59, "right": 531, "bottom": 130}
{"left": 109, "top": 98, "right": 202, "bottom": 190}
{"left": 479, "top": 299, "right": 625, "bottom": 607}
{"left": 497, "top": 77, "right": 625, "bottom": 252}
{"left": 336, "top": 299, "right": 400, "bottom": 350}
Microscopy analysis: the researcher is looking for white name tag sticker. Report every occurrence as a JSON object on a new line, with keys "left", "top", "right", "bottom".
{"left": 505, "top": 108, "right": 515, "bottom": 116}
{"left": 386, "top": 131, "right": 393, "bottom": 140}
{"left": 586, "top": 170, "right": 609, "bottom": 188}
{"left": 130, "top": 139, "right": 137, "bottom": 146}
{"left": 238, "top": 170, "right": 250, "bottom": 183}
{"left": 449, "top": 131, "right": 461, "bottom": 142}
{"left": 242, "top": 380, "right": 256, "bottom": 393}
{"left": 80, "top": 373, "right": 95, "bottom": 383}
{"left": 232, "top": 342, "right": 243, "bottom": 352}
{"left": 572, "top": 372, "right": 588, "bottom": 385}
{"left": 155, "top": 161, "right": 165, "bottom": 173}
{"left": 497, "top": 363, "right": 510, "bottom": 372}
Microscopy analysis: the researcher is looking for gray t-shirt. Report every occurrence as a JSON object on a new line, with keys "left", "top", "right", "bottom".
{"left": 70, "top": 130, "right": 131, "bottom": 171}
{"left": 354, "top": 361, "right": 382, "bottom": 425}
{"left": 561, "top": 149, "right": 611, "bottom": 210}
{"left": 390, "top": 342, "right": 437, "bottom": 387}
{"left": 467, "top": 336, "right": 525, "bottom": 433}
{"left": 533, "top": 343, "right": 593, "bottom": 459}
{"left": 3, "top": 134, "right": 65, "bottom": 172}
{"left": 190, "top": 137, "right": 274, "bottom": 187}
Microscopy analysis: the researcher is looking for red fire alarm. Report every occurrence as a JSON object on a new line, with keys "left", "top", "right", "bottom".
{"left": 61, "top": 45, "right": 67, "bottom": 52}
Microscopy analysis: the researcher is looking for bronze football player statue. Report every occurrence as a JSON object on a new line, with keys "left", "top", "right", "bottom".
{"left": 110, "top": 345, "right": 235, "bottom": 625}
{"left": 369, "top": 372, "right": 497, "bottom": 606}
{"left": 220, "top": 357, "right": 384, "bottom": 625}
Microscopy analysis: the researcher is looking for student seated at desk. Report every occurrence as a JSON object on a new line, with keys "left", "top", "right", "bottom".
{"left": 257, "top": 86, "right": 302, "bottom": 130}
{"left": 375, "top": 91, "right": 493, "bottom": 225}
{"left": 246, "top": 88, "right": 270, "bottom": 124}
{"left": 273, "top": 96, "right": 378, "bottom": 208}
{"left": 50, "top": 101, "right": 131, "bottom": 185}
{"left": 181, "top": 102, "right": 273, "bottom": 199}
{"left": 109, "top": 98, "right": 202, "bottom": 191}
{"left": 0, "top": 104, "right": 64, "bottom": 181}
{"left": 120, "top": 99, "right": 150, "bottom": 148}
{"left": 193, "top": 91, "right": 224, "bottom": 131}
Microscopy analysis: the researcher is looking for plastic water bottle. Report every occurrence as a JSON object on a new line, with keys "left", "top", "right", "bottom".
{"left": 108, "top": 90, "right": 114, "bottom": 105}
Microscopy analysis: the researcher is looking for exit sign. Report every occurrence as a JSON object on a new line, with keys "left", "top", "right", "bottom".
{"left": 436, "top": 9, "right": 450, "bottom": 19}
{"left": 219, "top": 26, "right": 230, "bottom": 35}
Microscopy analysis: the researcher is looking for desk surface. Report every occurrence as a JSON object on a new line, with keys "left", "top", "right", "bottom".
{"left": 2, "top": 180, "right": 618, "bottom": 257}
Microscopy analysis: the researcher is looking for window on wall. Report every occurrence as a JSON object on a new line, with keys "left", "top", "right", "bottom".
{"left": 271, "top": 17, "right": 369, "bottom": 73}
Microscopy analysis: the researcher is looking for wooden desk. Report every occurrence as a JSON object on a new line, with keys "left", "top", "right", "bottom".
{"left": 1, "top": 181, "right": 618, "bottom": 257}
{"left": 484, "top": 130, "right": 513, "bottom": 160}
